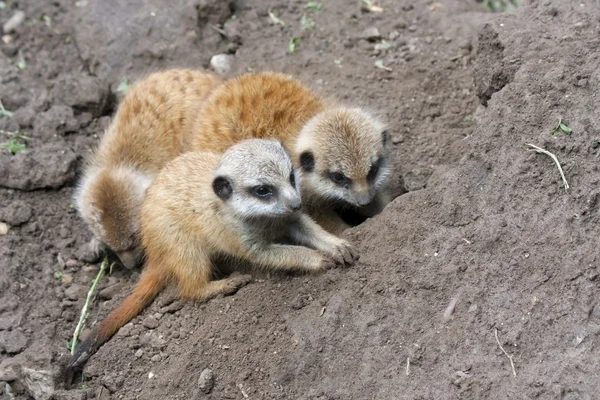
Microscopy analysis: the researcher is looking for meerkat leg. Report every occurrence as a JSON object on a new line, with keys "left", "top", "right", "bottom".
{"left": 288, "top": 214, "right": 359, "bottom": 265}
{"left": 247, "top": 244, "right": 332, "bottom": 273}
{"left": 306, "top": 206, "right": 351, "bottom": 236}
{"left": 173, "top": 254, "right": 252, "bottom": 302}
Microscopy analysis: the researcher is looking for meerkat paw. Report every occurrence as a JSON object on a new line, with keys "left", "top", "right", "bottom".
{"left": 222, "top": 274, "right": 253, "bottom": 295}
{"left": 324, "top": 240, "right": 360, "bottom": 267}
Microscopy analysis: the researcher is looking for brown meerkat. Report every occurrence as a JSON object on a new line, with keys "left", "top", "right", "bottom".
{"left": 188, "top": 71, "right": 392, "bottom": 235}
{"left": 75, "top": 69, "right": 222, "bottom": 268}
{"left": 69, "top": 139, "right": 358, "bottom": 370}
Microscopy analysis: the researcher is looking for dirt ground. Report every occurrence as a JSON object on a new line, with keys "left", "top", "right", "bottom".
{"left": 1, "top": 0, "right": 599, "bottom": 399}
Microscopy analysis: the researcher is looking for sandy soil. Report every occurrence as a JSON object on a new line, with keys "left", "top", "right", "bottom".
{"left": 1, "top": 0, "right": 599, "bottom": 399}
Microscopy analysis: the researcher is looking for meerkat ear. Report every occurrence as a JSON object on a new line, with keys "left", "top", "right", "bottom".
{"left": 212, "top": 176, "right": 233, "bottom": 200}
{"left": 299, "top": 151, "right": 315, "bottom": 172}
{"left": 381, "top": 130, "right": 389, "bottom": 146}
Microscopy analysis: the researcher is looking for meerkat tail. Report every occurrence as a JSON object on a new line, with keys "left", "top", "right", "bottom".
{"left": 69, "top": 265, "right": 166, "bottom": 370}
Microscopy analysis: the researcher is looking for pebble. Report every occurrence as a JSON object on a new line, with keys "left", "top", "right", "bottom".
{"left": 151, "top": 354, "right": 161, "bottom": 362}
{"left": 135, "top": 349, "right": 143, "bottom": 358}
{"left": 197, "top": 368, "right": 214, "bottom": 394}
{"left": 3, "top": 10, "right": 25, "bottom": 34}
{"left": 361, "top": 27, "right": 381, "bottom": 42}
{"left": 0, "top": 200, "right": 32, "bottom": 226}
{"left": 99, "top": 283, "right": 127, "bottom": 300}
{"left": 0, "top": 222, "right": 7, "bottom": 236}
{"left": 142, "top": 316, "right": 159, "bottom": 329}
{"left": 210, "top": 54, "right": 233, "bottom": 75}
{"left": 0, "top": 330, "right": 28, "bottom": 354}
{"left": 64, "top": 285, "right": 86, "bottom": 301}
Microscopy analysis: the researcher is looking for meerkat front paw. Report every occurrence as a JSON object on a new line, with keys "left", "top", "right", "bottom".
{"left": 323, "top": 239, "right": 359, "bottom": 267}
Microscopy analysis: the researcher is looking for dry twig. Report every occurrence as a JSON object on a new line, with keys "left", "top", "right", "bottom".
{"left": 494, "top": 328, "right": 516, "bottom": 377}
{"left": 526, "top": 143, "right": 569, "bottom": 190}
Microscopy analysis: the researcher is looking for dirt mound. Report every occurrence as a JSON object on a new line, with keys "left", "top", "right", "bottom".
{"left": 1, "top": 0, "right": 599, "bottom": 399}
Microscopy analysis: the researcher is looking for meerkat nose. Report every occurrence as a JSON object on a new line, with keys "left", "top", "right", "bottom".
{"left": 355, "top": 191, "right": 371, "bottom": 207}
{"left": 290, "top": 197, "right": 302, "bottom": 211}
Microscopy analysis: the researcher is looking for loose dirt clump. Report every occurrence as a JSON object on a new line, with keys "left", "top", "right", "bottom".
{"left": 1, "top": 0, "right": 599, "bottom": 399}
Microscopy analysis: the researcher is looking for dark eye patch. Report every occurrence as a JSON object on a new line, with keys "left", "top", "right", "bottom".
{"left": 328, "top": 171, "right": 350, "bottom": 187}
{"left": 367, "top": 156, "right": 384, "bottom": 182}
{"left": 290, "top": 171, "right": 296, "bottom": 188}
{"left": 299, "top": 151, "right": 315, "bottom": 172}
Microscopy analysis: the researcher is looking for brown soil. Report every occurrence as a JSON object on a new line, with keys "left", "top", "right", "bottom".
{"left": 1, "top": 0, "right": 599, "bottom": 399}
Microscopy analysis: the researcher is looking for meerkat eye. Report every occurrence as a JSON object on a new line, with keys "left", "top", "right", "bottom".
{"left": 289, "top": 171, "right": 296, "bottom": 188}
{"left": 328, "top": 172, "right": 348, "bottom": 186}
{"left": 252, "top": 185, "right": 274, "bottom": 199}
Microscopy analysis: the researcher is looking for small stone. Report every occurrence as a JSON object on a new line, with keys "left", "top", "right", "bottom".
{"left": 65, "top": 285, "right": 86, "bottom": 301}
{"left": 135, "top": 349, "right": 143, "bottom": 358}
{"left": 99, "top": 283, "right": 127, "bottom": 300}
{"left": 3, "top": 11, "right": 25, "bottom": 34}
{"left": 151, "top": 354, "right": 161, "bottom": 362}
{"left": 389, "top": 30, "right": 400, "bottom": 40}
{"left": 0, "top": 222, "right": 7, "bottom": 236}
{"left": 0, "top": 330, "right": 28, "bottom": 354}
{"left": 148, "top": 372, "right": 155, "bottom": 379}
{"left": 0, "top": 200, "right": 33, "bottom": 226}
{"left": 392, "top": 135, "right": 403, "bottom": 144}
{"left": 153, "top": 313, "right": 163, "bottom": 320}
{"left": 210, "top": 54, "right": 233, "bottom": 75}
{"left": 142, "top": 316, "right": 159, "bottom": 330}
{"left": 65, "top": 259, "right": 80, "bottom": 268}
{"left": 197, "top": 368, "right": 214, "bottom": 394}
{"left": 361, "top": 27, "right": 381, "bottom": 42}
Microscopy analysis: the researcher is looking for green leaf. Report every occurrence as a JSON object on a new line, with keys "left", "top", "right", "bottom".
{"left": 305, "top": 1, "right": 322, "bottom": 11}
{"left": 301, "top": 14, "right": 315, "bottom": 30}
{"left": 54, "top": 271, "right": 64, "bottom": 279}
{"left": 559, "top": 123, "right": 572, "bottom": 134}
{"left": 0, "top": 136, "right": 27, "bottom": 154}
{"left": 288, "top": 37, "right": 301, "bottom": 53}
{"left": 116, "top": 78, "right": 130, "bottom": 96}
{"left": 334, "top": 58, "right": 342, "bottom": 65}
{"left": 17, "top": 58, "right": 26, "bottom": 70}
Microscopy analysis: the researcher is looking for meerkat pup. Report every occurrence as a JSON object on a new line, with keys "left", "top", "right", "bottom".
{"left": 75, "top": 69, "right": 222, "bottom": 268}
{"left": 69, "top": 139, "right": 357, "bottom": 370}
{"left": 189, "top": 72, "right": 392, "bottom": 235}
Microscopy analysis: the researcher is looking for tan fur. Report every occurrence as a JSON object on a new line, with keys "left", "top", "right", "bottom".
{"left": 75, "top": 69, "right": 222, "bottom": 268}
{"left": 69, "top": 140, "right": 357, "bottom": 370}
{"left": 189, "top": 72, "right": 392, "bottom": 235}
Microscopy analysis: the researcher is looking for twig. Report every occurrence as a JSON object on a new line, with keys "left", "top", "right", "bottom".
{"left": 494, "top": 328, "right": 516, "bottom": 377}
{"left": 70, "top": 256, "right": 109, "bottom": 354}
{"left": 526, "top": 143, "right": 569, "bottom": 190}
{"left": 406, "top": 357, "right": 410, "bottom": 375}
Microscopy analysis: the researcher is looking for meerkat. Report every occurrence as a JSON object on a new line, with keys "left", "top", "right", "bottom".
{"left": 69, "top": 139, "right": 357, "bottom": 370}
{"left": 188, "top": 71, "right": 392, "bottom": 235}
{"left": 75, "top": 69, "right": 222, "bottom": 268}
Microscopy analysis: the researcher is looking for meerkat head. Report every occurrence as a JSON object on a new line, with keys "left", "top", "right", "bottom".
{"left": 295, "top": 107, "right": 391, "bottom": 208}
{"left": 212, "top": 139, "right": 301, "bottom": 220}
{"left": 75, "top": 166, "right": 153, "bottom": 268}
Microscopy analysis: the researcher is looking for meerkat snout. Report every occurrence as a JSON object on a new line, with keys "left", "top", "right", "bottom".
{"left": 212, "top": 139, "right": 301, "bottom": 218}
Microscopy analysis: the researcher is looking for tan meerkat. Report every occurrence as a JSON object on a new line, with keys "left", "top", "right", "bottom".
{"left": 75, "top": 69, "right": 222, "bottom": 268}
{"left": 188, "top": 71, "right": 392, "bottom": 235}
{"left": 69, "top": 139, "right": 358, "bottom": 370}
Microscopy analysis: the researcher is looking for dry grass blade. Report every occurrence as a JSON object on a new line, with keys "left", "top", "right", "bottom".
{"left": 526, "top": 143, "right": 569, "bottom": 190}
{"left": 70, "top": 256, "right": 109, "bottom": 354}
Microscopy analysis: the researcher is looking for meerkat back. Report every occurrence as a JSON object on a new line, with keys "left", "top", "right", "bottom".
{"left": 75, "top": 69, "right": 222, "bottom": 268}
{"left": 190, "top": 72, "right": 325, "bottom": 153}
